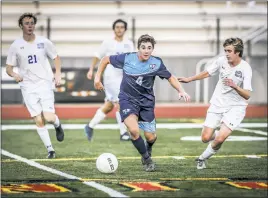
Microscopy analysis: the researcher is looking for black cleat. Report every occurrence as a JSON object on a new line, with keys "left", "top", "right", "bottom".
{"left": 47, "top": 151, "right": 56, "bottom": 159}
{"left": 143, "top": 157, "right": 156, "bottom": 172}
{"left": 120, "top": 132, "right": 131, "bottom": 141}
{"left": 55, "top": 124, "right": 64, "bottom": 142}
{"left": 84, "top": 125, "right": 94, "bottom": 141}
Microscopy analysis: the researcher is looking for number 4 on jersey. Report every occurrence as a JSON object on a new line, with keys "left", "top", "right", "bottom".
{"left": 136, "top": 76, "right": 143, "bottom": 86}
{"left": 28, "top": 55, "right": 37, "bottom": 64}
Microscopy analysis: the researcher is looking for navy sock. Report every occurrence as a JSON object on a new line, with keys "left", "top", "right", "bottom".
{"left": 131, "top": 136, "right": 150, "bottom": 159}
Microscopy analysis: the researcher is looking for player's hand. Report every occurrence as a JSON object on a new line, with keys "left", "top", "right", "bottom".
{"left": 94, "top": 76, "right": 104, "bottom": 91}
{"left": 54, "top": 72, "right": 61, "bottom": 86}
{"left": 178, "top": 92, "right": 191, "bottom": 102}
{"left": 12, "top": 73, "right": 23, "bottom": 82}
{"left": 87, "top": 70, "right": 94, "bottom": 80}
{"left": 178, "top": 77, "right": 191, "bottom": 83}
{"left": 223, "top": 78, "right": 237, "bottom": 89}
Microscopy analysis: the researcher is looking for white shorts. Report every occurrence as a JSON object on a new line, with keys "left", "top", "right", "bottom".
{"left": 203, "top": 104, "right": 246, "bottom": 131}
{"left": 21, "top": 81, "right": 55, "bottom": 117}
{"left": 103, "top": 76, "right": 122, "bottom": 103}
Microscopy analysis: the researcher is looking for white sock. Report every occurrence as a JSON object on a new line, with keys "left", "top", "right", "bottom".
{"left": 36, "top": 126, "right": 54, "bottom": 152}
{"left": 53, "top": 114, "right": 60, "bottom": 128}
{"left": 89, "top": 109, "right": 106, "bottom": 128}
{"left": 115, "top": 111, "right": 127, "bottom": 135}
{"left": 199, "top": 143, "right": 218, "bottom": 160}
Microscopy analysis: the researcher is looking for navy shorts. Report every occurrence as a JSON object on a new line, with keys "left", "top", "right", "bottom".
{"left": 119, "top": 100, "right": 156, "bottom": 132}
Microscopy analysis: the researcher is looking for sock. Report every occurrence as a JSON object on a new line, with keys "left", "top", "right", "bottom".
{"left": 36, "top": 126, "right": 54, "bottom": 152}
{"left": 210, "top": 130, "right": 219, "bottom": 141}
{"left": 89, "top": 109, "right": 106, "bottom": 128}
{"left": 53, "top": 114, "right": 60, "bottom": 128}
{"left": 115, "top": 111, "right": 127, "bottom": 135}
{"left": 199, "top": 143, "right": 218, "bottom": 160}
{"left": 131, "top": 136, "right": 150, "bottom": 159}
{"left": 147, "top": 136, "right": 157, "bottom": 148}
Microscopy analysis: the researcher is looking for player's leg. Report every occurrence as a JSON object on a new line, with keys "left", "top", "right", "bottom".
{"left": 84, "top": 101, "right": 114, "bottom": 141}
{"left": 115, "top": 103, "right": 130, "bottom": 141}
{"left": 21, "top": 89, "right": 55, "bottom": 158}
{"left": 40, "top": 85, "right": 64, "bottom": 142}
{"left": 196, "top": 110, "right": 222, "bottom": 169}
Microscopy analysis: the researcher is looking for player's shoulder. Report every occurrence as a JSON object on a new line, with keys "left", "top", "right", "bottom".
{"left": 150, "top": 55, "right": 163, "bottom": 64}
{"left": 10, "top": 38, "right": 24, "bottom": 48}
{"left": 240, "top": 59, "right": 252, "bottom": 71}
{"left": 35, "top": 36, "right": 50, "bottom": 43}
{"left": 216, "top": 55, "right": 227, "bottom": 63}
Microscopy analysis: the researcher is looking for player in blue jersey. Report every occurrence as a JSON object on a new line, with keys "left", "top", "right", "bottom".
{"left": 94, "top": 34, "right": 191, "bottom": 172}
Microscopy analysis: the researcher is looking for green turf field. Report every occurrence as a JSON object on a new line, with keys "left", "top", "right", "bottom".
{"left": 1, "top": 119, "right": 267, "bottom": 197}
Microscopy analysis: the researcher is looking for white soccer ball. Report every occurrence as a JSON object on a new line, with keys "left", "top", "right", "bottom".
{"left": 96, "top": 153, "right": 118, "bottom": 173}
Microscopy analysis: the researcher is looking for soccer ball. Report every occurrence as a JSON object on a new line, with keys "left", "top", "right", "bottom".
{"left": 96, "top": 153, "right": 118, "bottom": 173}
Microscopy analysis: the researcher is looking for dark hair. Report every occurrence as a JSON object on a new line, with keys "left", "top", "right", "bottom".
{"left": 18, "top": 13, "right": 37, "bottom": 28}
{"left": 223, "top": 37, "right": 244, "bottom": 57}
{"left": 137, "top": 34, "right": 156, "bottom": 49}
{"left": 112, "top": 19, "right": 127, "bottom": 30}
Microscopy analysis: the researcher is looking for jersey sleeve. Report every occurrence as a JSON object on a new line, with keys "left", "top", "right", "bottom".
{"left": 95, "top": 40, "right": 107, "bottom": 59}
{"left": 206, "top": 57, "right": 222, "bottom": 76}
{"left": 157, "top": 60, "right": 172, "bottom": 80}
{"left": 45, "top": 39, "right": 58, "bottom": 59}
{"left": 243, "top": 66, "right": 253, "bottom": 91}
{"left": 109, "top": 53, "right": 127, "bottom": 69}
{"left": 6, "top": 43, "right": 17, "bottom": 66}
{"left": 129, "top": 41, "right": 134, "bottom": 52}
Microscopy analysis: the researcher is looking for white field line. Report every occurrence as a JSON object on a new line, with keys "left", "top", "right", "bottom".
{"left": 1, "top": 123, "right": 267, "bottom": 130}
{"left": 1, "top": 149, "right": 128, "bottom": 198}
{"left": 236, "top": 127, "right": 267, "bottom": 136}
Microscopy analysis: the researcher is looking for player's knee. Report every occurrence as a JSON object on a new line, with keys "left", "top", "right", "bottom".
{"left": 144, "top": 133, "right": 156, "bottom": 142}
{"left": 43, "top": 113, "right": 55, "bottom": 124}
{"left": 34, "top": 115, "right": 45, "bottom": 127}
{"left": 201, "top": 134, "right": 211, "bottom": 143}
{"left": 128, "top": 127, "right": 140, "bottom": 139}
{"left": 214, "top": 136, "right": 225, "bottom": 145}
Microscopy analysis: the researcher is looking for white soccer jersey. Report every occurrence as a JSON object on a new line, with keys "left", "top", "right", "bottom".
{"left": 6, "top": 36, "right": 57, "bottom": 89}
{"left": 95, "top": 38, "right": 134, "bottom": 78}
{"left": 206, "top": 56, "right": 253, "bottom": 107}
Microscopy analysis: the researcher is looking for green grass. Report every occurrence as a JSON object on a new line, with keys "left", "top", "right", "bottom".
{"left": 1, "top": 119, "right": 267, "bottom": 197}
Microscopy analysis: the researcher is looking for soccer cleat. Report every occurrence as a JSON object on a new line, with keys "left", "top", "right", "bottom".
{"left": 143, "top": 157, "right": 156, "bottom": 172}
{"left": 55, "top": 124, "right": 64, "bottom": 142}
{"left": 84, "top": 125, "right": 94, "bottom": 141}
{"left": 195, "top": 158, "right": 206, "bottom": 169}
{"left": 120, "top": 132, "right": 131, "bottom": 141}
{"left": 47, "top": 151, "right": 55, "bottom": 159}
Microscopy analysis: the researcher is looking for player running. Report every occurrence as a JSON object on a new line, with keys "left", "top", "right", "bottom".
{"left": 178, "top": 37, "right": 252, "bottom": 169}
{"left": 6, "top": 13, "right": 64, "bottom": 159}
{"left": 84, "top": 19, "right": 134, "bottom": 141}
{"left": 94, "top": 34, "right": 191, "bottom": 172}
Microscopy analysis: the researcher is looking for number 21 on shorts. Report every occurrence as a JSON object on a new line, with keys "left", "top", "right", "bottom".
{"left": 28, "top": 55, "right": 37, "bottom": 64}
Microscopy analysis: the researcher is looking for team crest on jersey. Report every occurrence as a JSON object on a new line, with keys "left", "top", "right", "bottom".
{"left": 235, "top": 70, "right": 242, "bottom": 78}
{"left": 149, "top": 64, "right": 156, "bottom": 69}
{"left": 37, "top": 43, "right": 44, "bottom": 49}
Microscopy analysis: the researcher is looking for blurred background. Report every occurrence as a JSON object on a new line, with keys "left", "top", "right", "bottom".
{"left": 1, "top": 0, "right": 267, "bottom": 119}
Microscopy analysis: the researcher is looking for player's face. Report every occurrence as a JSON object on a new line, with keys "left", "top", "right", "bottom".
{"left": 224, "top": 45, "right": 240, "bottom": 64}
{"left": 114, "top": 22, "right": 126, "bottom": 38}
{"left": 21, "top": 17, "right": 35, "bottom": 35}
{"left": 138, "top": 42, "right": 154, "bottom": 61}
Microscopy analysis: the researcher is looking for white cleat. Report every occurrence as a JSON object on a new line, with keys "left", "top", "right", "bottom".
{"left": 195, "top": 158, "right": 206, "bottom": 169}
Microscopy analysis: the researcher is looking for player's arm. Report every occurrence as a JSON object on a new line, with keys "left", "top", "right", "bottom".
{"left": 94, "top": 56, "right": 110, "bottom": 91}
{"left": 178, "top": 70, "right": 210, "bottom": 83}
{"left": 6, "top": 64, "right": 23, "bottom": 82}
{"left": 168, "top": 75, "right": 191, "bottom": 102}
{"left": 53, "top": 55, "right": 62, "bottom": 86}
{"left": 233, "top": 86, "right": 251, "bottom": 100}
{"left": 87, "top": 57, "right": 100, "bottom": 80}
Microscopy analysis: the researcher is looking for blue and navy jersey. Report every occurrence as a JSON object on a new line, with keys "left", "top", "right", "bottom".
{"left": 109, "top": 52, "right": 172, "bottom": 107}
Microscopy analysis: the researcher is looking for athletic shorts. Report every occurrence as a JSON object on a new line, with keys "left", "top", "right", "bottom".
{"left": 21, "top": 81, "right": 55, "bottom": 117}
{"left": 203, "top": 104, "right": 246, "bottom": 131}
{"left": 103, "top": 76, "right": 122, "bottom": 103}
{"left": 119, "top": 100, "right": 156, "bottom": 132}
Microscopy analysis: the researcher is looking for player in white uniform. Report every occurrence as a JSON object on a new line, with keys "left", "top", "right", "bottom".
{"left": 6, "top": 13, "right": 64, "bottom": 159}
{"left": 84, "top": 19, "right": 134, "bottom": 141}
{"left": 178, "top": 37, "right": 252, "bottom": 169}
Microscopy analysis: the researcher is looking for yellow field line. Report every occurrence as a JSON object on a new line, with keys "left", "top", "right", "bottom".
{"left": 1, "top": 154, "right": 267, "bottom": 163}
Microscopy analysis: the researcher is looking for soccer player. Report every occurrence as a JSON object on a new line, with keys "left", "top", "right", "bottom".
{"left": 178, "top": 37, "right": 252, "bottom": 169}
{"left": 94, "top": 34, "right": 191, "bottom": 172}
{"left": 6, "top": 13, "right": 64, "bottom": 159}
{"left": 84, "top": 19, "right": 134, "bottom": 141}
